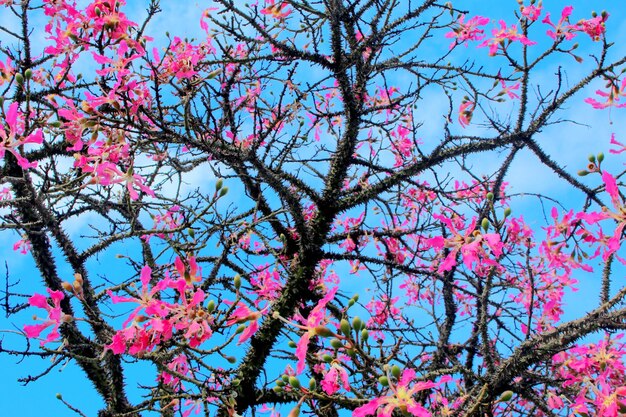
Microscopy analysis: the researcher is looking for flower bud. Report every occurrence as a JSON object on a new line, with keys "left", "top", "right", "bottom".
{"left": 391, "top": 365, "right": 401, "bottom": 379}
{"left": 597, "top": 152, "right": 604, "bottom": 163}
{"left": 314, "top": 326, "right": 334, "bottom": 337}
{"left": 276, "top": 379, "right": 285, "bottom": 387}
{"left": 61, "top": 281, "right": 73, "bottom": 292}
{"left": 588, "top": 154, "right": 596, "bottom": 163}
{"left": 330, "top": 338, "right": 342, "bottom": 349}
{"left": 234, "top": 274, "right": 241, "bottom": 290}
{"left": 226, "top": 356, "right": 237, "bottom": 364}
{"left": 220, "top": 187, "right": 229, "bottom": 197}
{"left": 56, "top": 393, "right": 63, "bottom": 400}
{"left": 236, "top": 324, "right": 246, "bottom": 334}
{"left": 498, "top": 390, "right": 514, "bottom": 402}
{"left": 347, "top": 299, "right": 355, "bottom": 307}
{"left": 340, "top": 319, "right": 351, "bottom": 337}
{"left": 361, "top": 328, "right": 369, "bottom": 342}
{"left": 24, "top": 69, "right": 32, "bottom": 80}
{"left": 231, "top": 378, "right": 240, "bottom": 386}
{"left": 281, "top": 374, "right": 290, "bottom": 382}
{"left": 486, "top": 192, "right": 494, "bottom": 201}
{"left": 577, "top": 170, "right": 589, "bottom": 176}
{"left": 206, "top": 299, "right": 215, "bottom": 313}
{"left": 288, "top": 340, "right": 297, "bottom": 348}
{"left": 378, "top": 376, "right": 389, "bottom": 386}
{"left": 215, "top": 178, "right": 223, "bottom": 190}
{"left": 322, "top": 354, "right": 333, "bottom": 363}
{"left": 309, "top": 378, "right": 317, "bottom": 390}
{"left": 288, "top": 376, "right": 300, "bottom": 389}
{"left": 504, "top": 207, "right": 512, "bottom": 217}
{"left": 15, "top": 73, "right": 24, "bottom": 84}
{"left": 273, "top": 386, "right": 283, "bottom": 393}
{"left": 481, "top": 218, "right": 489, "bottom": 232}
{"left": 351, "top": 316, "right": 363, "bottom": 331}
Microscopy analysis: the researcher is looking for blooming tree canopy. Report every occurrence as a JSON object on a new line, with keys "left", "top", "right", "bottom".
{"left": 1, "top": 1, "right": 626, "bottom": 417}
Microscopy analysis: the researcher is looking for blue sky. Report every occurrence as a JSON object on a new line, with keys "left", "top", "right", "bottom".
{"left": 2, "top": 1, "right": 626, "bottom": 416}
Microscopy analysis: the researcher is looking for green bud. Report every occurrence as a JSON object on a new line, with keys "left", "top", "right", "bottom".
{"left": 24, "top": 69, "right": 32, "bottom": 80}
{"left": 225, "top": 356, "right": 237, "bottom": 364}
{"left": 346, "top": 348, "right": 356, "bottom": 357}
{"left": 352, "top": 316, "right": 363, "bottom": 331}
{"left": 276, "top": 379, "right": 285, "bottom": 387}
{"left": 0, "top": 96, "right": 4, "bottom": 106}
{"left": 351, "top": 294, "right": 359, "bottom": 302}
{"left": 330, "top": 338, "right": 342, "bottom": 349}
{"left": 588, "top": 154, "right": 596, "bottom": 163}
{"left": 288, "top": 376, "right": 300, "bottom": 389}
{"left": 322, "top": 354, "right": 333, "bottom": 363}
{"left": 361, "top": 328, "right": 369, "bottom": 342}
{"left": 234, "top": 274, "right": 241, "bottom": 290}
{"left": 220, "top": 187, "right": 229, "bottom": 197}
{"left": 378, "top": 376, "right": 389, "bottom": 386}
{"left": 50, "top": 121, "right": 62, "bottom": 128}
{"left": 56, "top": 393, "right": 63, "bottom": 400}
{"left": 340, "top": 319, "right": 351, "bottom": 337}
{"left": 486, "top": 192, "right": 494, "bottom": 201}
{"left": 577, "top": 170, "right": 590, "bottom": 176}
{"left": 481, "top": 217, "right": 489, "bottom": 232}
{"left": 281, "top": 374, "right": 290, "bottom": 382}
{"left": 309, "top": 377, "right": 317, "bottom": 390}
{"left": 231, "top": 378, "right": 240, "bottom": 386}
{"left": 273, "top": 386, "right": 283, "bottom": 393}
{"left": 187, "top": 228, "right": 195, "bottom": 238}
{"left": 15, "top": 73, "right": 24, "bottom": 84}
{"left": 206, "top": 299, "right": 215, "bottom": 313}
{"left": 236, "top": 324, "right": 246, "bottom": 334}
{"left": 348, "top": 299, "right": 355, "bottom": 307}
{"left": 288, "top": 340, "right": 297, "bottom": 348}
{"left": 504, "top": 207, "right": 512, "bottom": 217}
{"left": 498, "top": 390, "right": 514, "bottom": 402}
{"left": 215, "top": 178, "right": 223, "bottom": 190}
{"left": 597, "top": 152, "right": 605, "bottom": 163}
{"left": 391, "top": 365, "right": 401, "bottom": 379}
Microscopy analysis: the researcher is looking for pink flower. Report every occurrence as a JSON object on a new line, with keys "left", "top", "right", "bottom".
{"left": 260, "top": 1, "right": 291, "bottom": 20}
{"left": 445, "top": 15, "right": 490, "bottom": 49}
{"left": 577, "top": 13, "right": 608, "bottom": 41}
{"left": 543, "top": 6, "right": 577, "bottom": 40}
{"left": 294, "top": 286, "right": 338, "bottom": 374}
{"left": 458, "top": 100, "right": 475, "bottom": 128}
{"left": 0, "top": 102, "right": 44, "bottom": 169}
{"left": 353, "top": 370, "right": 451, "bottom": 417}
{"left": 520, "top": 4, "right": 542, "bottom": 21}
{"left": 23, "top": 289, "right": 70, "bottom": 345}
{"left": 479, "top": 20, "right": 536, "bottom": 56}
{"left": 585, "top": 78, "right": 626, "bottom": 110}
{"left": 321, "top": 363, "right": 350, "bottom": 395}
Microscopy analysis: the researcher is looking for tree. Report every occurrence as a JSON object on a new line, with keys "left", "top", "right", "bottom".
{"left": 2, "top": 0, "right": 626, "bottom": 416}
